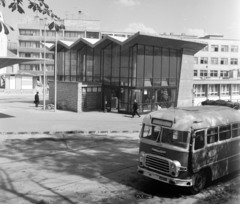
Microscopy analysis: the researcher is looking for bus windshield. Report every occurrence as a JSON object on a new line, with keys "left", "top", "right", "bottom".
{"left": 141, "top": 125, "right": 189, "bottom": 148}
{"left": 161, "top": 128, "right": 189, "bottom": 148}
{"left": 141, "top": 125, "right": 162, "bottom": 141}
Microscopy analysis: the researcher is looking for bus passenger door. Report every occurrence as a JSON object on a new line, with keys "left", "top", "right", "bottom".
{"left": 191, "top": 130, "right": 206, "bottom": 172}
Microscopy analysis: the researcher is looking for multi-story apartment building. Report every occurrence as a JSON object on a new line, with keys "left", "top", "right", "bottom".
{"left": 190, "top": 35, "right": 240, "bottom": 105}
{"left": 4, "top": 13, "right": 133, "bottom": 93}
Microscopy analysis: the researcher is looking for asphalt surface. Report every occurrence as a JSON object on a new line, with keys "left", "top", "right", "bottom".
{"left": 0, "top": 93, "right": 143, "bottom": 135}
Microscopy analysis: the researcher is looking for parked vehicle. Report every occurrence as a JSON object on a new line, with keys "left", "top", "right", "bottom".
{"left": 137, "top": 105, "right": 240, "bottom": 194}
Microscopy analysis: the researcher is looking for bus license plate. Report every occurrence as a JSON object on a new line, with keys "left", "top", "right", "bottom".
{"left": 144, "top": 171, "right": 167, "bottom": 182}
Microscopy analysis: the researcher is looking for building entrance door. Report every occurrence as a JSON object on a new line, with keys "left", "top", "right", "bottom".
{"left": 103, "top": 87, "right": 120, "bottom": 112}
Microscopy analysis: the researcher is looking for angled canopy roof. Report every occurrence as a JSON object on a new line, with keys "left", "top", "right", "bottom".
{"left": 0, "top": 57, "right": 45, "bottom": 69}
{"left": 47, "top": 32, "right": 206, "bottom": 54}
{"left": 47, "top": 40, "right": 74, "bottom": 52}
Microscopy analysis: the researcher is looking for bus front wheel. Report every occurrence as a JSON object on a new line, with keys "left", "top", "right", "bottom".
{"left": 190, "top": 171, "right": 206, "bottom": 194}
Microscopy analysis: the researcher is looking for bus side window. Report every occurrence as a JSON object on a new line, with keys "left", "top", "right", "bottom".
{"left": 219, "top": 125, "right": 231, "bottom": 141}
{"left": 232, "top": 123, "right": 240, "bottom": 138}
{"left": 207, "top": 127, "right": 218, "bottom": 144}
{"left": 194, "top": 131, "right": 205, "bottom": 150}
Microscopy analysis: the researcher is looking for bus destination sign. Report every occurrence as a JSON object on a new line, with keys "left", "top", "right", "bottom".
{"left": 151, "top": 118, "right": 173, "bottom": 127}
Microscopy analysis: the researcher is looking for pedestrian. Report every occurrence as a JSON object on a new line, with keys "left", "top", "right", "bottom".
{"left": 34, "top": 92, "right": 40, "bottom": 108}
{"left": 132, "top": 99, "right": 140, "bottom": 118}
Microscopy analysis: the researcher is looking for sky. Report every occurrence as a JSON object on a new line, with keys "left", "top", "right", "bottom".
{"left": 1, "top": 0, "right": 240, "bottom": 41}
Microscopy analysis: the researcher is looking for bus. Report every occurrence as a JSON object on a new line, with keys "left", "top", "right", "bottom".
{"left": 137, "top": 105, "right": 240, "bottom": 194}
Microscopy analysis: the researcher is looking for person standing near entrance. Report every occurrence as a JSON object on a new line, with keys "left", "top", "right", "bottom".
{"left": 34, "top": 92, "right": 40, "bottom": 108}
{"left": 132, "top": 99, "right": 140, "bottom": 118}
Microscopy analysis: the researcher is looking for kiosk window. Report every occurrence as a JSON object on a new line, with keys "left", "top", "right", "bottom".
{"left": 194, "top": 131, "right": 205, "bottom": 150}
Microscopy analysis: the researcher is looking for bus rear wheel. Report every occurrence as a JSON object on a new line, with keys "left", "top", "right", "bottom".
{"left": 190, "top": 171, "right": 206, "bottom": 194}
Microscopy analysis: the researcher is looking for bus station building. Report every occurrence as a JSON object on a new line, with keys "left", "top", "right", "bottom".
{"left": 48, "top": 32, "right": 205, "bottom": 114}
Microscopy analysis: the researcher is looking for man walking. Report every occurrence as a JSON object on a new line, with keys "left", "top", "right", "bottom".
{"left": 132, "top": 99, "right": 140, "bottom": 118}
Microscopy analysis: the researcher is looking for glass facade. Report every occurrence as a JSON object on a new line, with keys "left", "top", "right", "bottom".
{"left": 57, "top": 42, "right": 182, "bottom": 113}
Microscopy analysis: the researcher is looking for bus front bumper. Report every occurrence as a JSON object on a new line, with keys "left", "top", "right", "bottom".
{"left": 138, "top": 166, "right": 193, "bottom": 187}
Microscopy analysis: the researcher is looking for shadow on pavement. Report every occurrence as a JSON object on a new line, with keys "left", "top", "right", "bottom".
{"left": 1, "top": 133, "right": 235, "bottom": 203}
{"left": 0, "top": 113, "right": 14, "bottom": 118}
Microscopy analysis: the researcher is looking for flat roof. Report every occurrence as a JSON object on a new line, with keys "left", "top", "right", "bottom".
{"left": 0, "top": 57, "right": 46, "bottom": 69}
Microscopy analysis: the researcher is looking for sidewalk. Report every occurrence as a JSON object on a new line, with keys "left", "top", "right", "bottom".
{"left": 0, "top": 94, "right": 143, "bottom": 135}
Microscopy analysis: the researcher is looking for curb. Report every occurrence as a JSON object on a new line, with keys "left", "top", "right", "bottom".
{"left": 0, "top": 130, "right": 140, "bottom": 135}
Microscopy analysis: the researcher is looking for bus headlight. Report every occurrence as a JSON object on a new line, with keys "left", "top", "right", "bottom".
{"left": 139, "top": 151, "right": 146, "bottom": 166}
{"left": 170, "top": 160, "right": 181, "bottom": 177}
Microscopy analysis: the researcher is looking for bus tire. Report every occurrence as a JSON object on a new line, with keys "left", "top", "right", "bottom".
{"left": 190, "top": 171, "right": 207, "bottom": 194}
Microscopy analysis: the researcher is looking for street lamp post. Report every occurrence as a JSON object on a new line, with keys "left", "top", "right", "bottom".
{"left": 43, "top": 17, "right": 47, "bottom": 111}
{"left": 54, "top": 31, "right": 58, "bottom": 112}
{"left": 49, "top": 19, "right": 65, "bottom": 112}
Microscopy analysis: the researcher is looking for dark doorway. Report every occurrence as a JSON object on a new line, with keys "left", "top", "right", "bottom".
{"left": 103, "top": 87, "right": 120, "bottom": 112}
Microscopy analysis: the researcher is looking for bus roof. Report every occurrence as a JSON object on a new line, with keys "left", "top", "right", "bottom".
{"left": 143, "top": 106, "right": 240, "bottom": 131}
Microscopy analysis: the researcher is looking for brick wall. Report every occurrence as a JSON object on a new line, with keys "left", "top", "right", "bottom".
{"left": 49, "top": 81, "right": 80, "bottom": 112}
{"left": 49, "top": 81, "right": 102, "bottom": 112}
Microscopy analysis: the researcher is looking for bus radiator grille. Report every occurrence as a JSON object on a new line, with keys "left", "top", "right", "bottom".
{"left": 145, "top": 155, "right": 170, "bottom": 174}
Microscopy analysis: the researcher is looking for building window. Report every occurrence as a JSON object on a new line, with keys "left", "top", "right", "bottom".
{"left": 46, "top": 53, "right": 54, "bottom": 59}
{"left": 200, "top": 57, "right": 208, "bottom": 64}
{"left": 86, "top": 32, "right": 100, "bottom": 39}
{"left": 211, "top": 57, "right": 218, "bottom": 65}
{"left": 20, "top": 52, "right": 40, "bottom": 58}
{"left": 210, "top": 70, "right": 218, "bottom": 77}
{"left": 195, "top": 84, "right": 206, "bottom": 97}
{"left": 230, "top": 58, "right": 238, "bottom": 65}
{"left": 87, "top": 88, "right": 92, "bottom": 92}
{"left": 232, "top": 84, "right": 240, "bottom": 95}
{"left": 46, "top": 65, "right": 54, "bottom": 71}
{"left": 45, "top": 30, "right": 56, "bottom": 37}
{"left": 211, "top": 45, "right": 219, "bottom": 52}
{"left": 200, "top": 70, "right": 208, "bottom": 77}
{"left": 19, "top": 41, "right": 40, "bottom": 48}
{"left": 209, "top": 84, "right": 219, "bottom": 96}
{"left": 25, "top": 53, "right": 31, "bottom": 58}
{"left": 220, "top": 58, "right": 228, "bottom": 65}
{"left": 221, "top": 84, "right": 230, "bottom": 95}
{"left": 19, "top": 29, "right": 40, "bottom": 36}
{"left": 202, "top": 45, "right": 208, "bottom": 51}
{"left": 194, "top": 57, "right": 198, "bottom": 64}
{"left": 194, "top": 70, "right": 198, "bottom": 77}
{"left": 231, "top": 45, "right": 238, "bottom": 52}
{"left": 221, "top": 45, "right": 229, "bottom": 52}
{"left": 65, "top": 31, "right": 85, "bottom": 38}
{"left": 19, "top": 64, "right": 40, "bottom": 71}
{"left": 220, "top": 71, "right": 228, "bottom": 77}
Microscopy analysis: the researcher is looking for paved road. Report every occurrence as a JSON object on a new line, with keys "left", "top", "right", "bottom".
{"left": 0, "top": 94, "right": 142, "bottom": 134}
{"left": 1, "top": 132, "right": 239, "bottom": 204}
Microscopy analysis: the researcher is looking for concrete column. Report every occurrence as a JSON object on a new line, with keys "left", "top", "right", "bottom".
{"left": 177, "top": 49, "right": 194, "bottom": 107}
{"left": 77, "top": 82, "right": 83, "bottom": 112}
